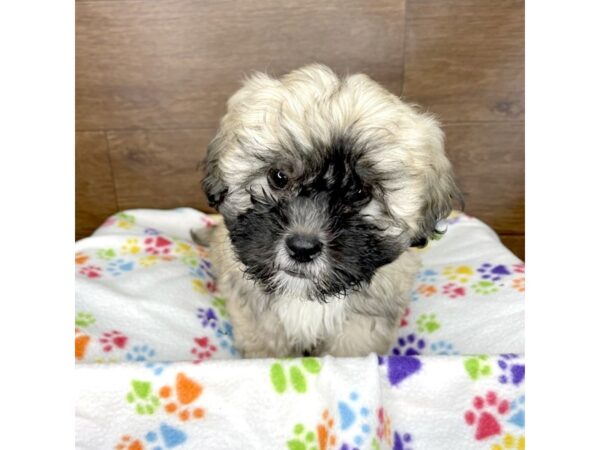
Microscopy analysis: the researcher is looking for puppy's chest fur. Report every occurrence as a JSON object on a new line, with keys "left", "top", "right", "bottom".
{"left": 270, "top": 295, "right": 347, "bottom": 349}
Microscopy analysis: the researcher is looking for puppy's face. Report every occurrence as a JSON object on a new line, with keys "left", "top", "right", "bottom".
{"left": 203, "top": 65, "right": 461, "bottom": 301}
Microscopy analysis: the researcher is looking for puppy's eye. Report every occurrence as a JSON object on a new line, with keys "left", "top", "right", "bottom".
{"left": 350, "top": 187, "right": 371, "bottom": 206}
{"left": 268, "top": 169, "right": 289, "bottom": 189}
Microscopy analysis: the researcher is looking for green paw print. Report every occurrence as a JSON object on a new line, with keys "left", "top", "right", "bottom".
{"left": 181, "top": 254, "right": 199, "bottom": 267}
{"left": 464, "top": 355, "right": 492, "bottom": 380}
{"left": 211, "top": 297, "right": 228, "bottom": 317}
{"left": 416, "top": 313, "right": 441, "bottom": 334}
{"left": 271, "top": 358, "right": 321, "bottom": 394}
{"left": 287, "top": 423, "right": 317, "bottom": 450}
{"left": 371, "top": 437, "right": 381, "bottom": 450}
{"left": 96, "top": 248, "right": 117, "bottom": 260}
{"left": 126, "top": 380, "right": 160, "bottom": 415}
{"left": 472, "top": 280, "right": 499, "bottom": 294}
{"left": 75, "top": 311, "right": 95, "bottom": 328}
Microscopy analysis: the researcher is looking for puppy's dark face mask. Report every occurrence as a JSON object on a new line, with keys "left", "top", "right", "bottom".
{"left": 217, "top": 141, "right": 404, "bottom": 301}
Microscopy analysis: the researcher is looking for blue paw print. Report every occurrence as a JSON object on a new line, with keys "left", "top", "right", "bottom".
{"left": 476, "top": 263, "right": 511, "bottom": 282}
{"left": 429, "top": 340, "right": 458, "bottom": 355}
{"left": 144, "top": 227, "right": 160, "bottom": 235}
{"left": 391, "top": 334, "right": 426, "bottom": 356}
{"left": 338, "top": 392, "right": 371, "bottom": 447}
{"left": 126, "top": 345, "right": 156, "bottom": 362}
{"left": 498, "top": 354, "right": 525, "bottom": 386}
{"left": 197, "top": 307, "right": 219, "bottom": 329}
{"left": 508, "top": 395, "right": 525, "bottom": 428}
{"left": 106, "top": 258, "right": 135, "bottom": 276}
{"left": 410, "top": 289, "right": 420, "bottom": 302}
{"left": 393, "top": 431, "right": 414, "bottom": 450}
{"left": 216, "top": 322, "right": 238, "bottom": 355}
{"left": 145, "top": 361, "right": 171, "bottom": 376}
{"left": 416, "top": 269, "right": 438, "bottom": 284}
{"left": 145, "top": 423, "right": 187, "bottom": 449}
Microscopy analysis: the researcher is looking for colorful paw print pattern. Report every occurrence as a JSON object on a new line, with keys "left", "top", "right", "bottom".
{"left": 491, "top": 433, "right": 525, "bottom": 450}
{"left": 464, "top": 355, "right": 493, "bottom": 381}
{"left": 288, "top": 410, "right": 337, "bottom": 450}
{"left": 464, "top": 391, "right": 510, "bottom": 441}
{"left": 271, "top": 358, "right": 321, "bottom": 394}
{"left": 159, "top": 373, "right": 205, "bottom": 422}
{"left": 416, "top": 313, "right": 441, "bottom": 334}
{"left": 390, "top": 334, "right": 427, "bottom": 356}
{"left": 115, "top": 423, "right": 187, "bottom": 450}
{"left": 497, "top": 354, "right": 525, "bottom": 386}
{"left": 126, "top": 380, "right": 161, "bottom": 415}
{"left": 338, "top": 392, "right": 371, "bottom": 448}
{"left": 378, "top": 355, "right": 422, "bottom": 386}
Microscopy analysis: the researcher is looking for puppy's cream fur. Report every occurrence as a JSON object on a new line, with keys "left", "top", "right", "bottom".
{"left": 199, "top": 65, "right": 460, "bottom": 358}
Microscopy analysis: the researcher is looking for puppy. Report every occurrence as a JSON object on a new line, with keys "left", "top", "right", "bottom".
{"left": 197, "top": 64, "right": 461, "bottom": 358}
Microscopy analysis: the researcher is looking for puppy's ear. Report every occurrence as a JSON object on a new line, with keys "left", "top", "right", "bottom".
{"left": 202, "top": 137, "right": 229, "bottom": 209}
{"left": 411, "top": 170, "right": 463, "bottom": 248}
{"left": 409, "top": 119, "right": 463, "bottom": 248}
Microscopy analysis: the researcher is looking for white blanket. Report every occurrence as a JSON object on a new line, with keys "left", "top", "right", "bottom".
{"left": 75, "top": 208, "right": 525, "bottom": 449}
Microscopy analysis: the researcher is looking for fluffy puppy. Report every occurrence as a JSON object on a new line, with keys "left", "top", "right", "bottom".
{"left": 197, "top": 64, "right": 461, "bottom": 358}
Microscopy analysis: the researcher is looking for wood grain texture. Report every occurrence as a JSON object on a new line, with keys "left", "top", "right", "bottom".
{"left": 106, "top": 129, "right": 213, "bottom": 211}
{"left": 76, "top": 0, "right": 406, "bottom": 130}
{"left": 498, "top": 235, "right": 524, "bottom": 261}
{"left": 445, "top": 122, "right": 524, "bottom": 235}
{"left": 76, "top": 132, "right": 118, "bottom": 239}
{"left": 403, "top": 0, "right": 524, "bottom": 122}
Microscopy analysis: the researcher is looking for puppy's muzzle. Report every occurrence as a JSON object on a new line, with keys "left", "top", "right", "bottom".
{"left": 285, "top": 234, "right": 322, "bottom": 263}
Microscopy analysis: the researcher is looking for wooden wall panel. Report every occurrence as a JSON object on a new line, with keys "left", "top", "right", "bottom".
{"left": 76, "top": 0, "right": 406, "bottom": 130}
{"left": 403, "top": 0, "right": 524, "bottom": 122}
{"left": 106, "top": 129, "right": 212, "bottom": 210}
{"left": 75, "top": 131, "right": 118, "bottom": 239}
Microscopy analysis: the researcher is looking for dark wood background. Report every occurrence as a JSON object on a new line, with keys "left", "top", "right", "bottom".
{"left": 76, "top": 0, "right": 524, "bottom": 259}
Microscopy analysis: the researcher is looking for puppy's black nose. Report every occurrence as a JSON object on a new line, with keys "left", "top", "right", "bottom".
{"left": 285, "top": 234, "right": 322, "bottom": 263}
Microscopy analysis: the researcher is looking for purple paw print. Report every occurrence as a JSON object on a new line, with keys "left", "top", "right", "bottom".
{"left": 196, "top": 307, "right": 219, "bottom": 329}
{"left": 189, "top": 259, "right": 215, "bottom": 280}
{"left": 498, "top": 354, "right": 525, "bottom": 386}
{"left": 477, "top": 263, "right": 511, "bottom": 282}
{"left": 378, "top": 356, "right": 422, "bottom": 386}
{"left": 143, "top": 227, "right": 160, "bottom": 235}
{"left": 392, "top": 334, "right": 426, "bottom": 356}
{"left": 393, "top": 432, "right": 413, "bottom": 450}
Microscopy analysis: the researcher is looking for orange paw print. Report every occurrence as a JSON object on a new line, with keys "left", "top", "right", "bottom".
{"left": 417, "top": 284, "right": 437, "bottom": 297}
{"left": 115, "top": 435, "right": 144, "bottom": 450}
{"left": 159, "top": 373, "right": 205, "bottom": 422}
{"left": 75, "top": 252, "right": 89, "bottom": 265}
{"left": 316, "top": 409, "right": 337, "bottom": 450}
{"left": 512, "top": 277, "right": 525, "bottom": 292}
{"left": 75, "top": 328, "right": 91, "bottom": 361}
{"left": 376, "top": 407, "right": 392, "bottom": 446}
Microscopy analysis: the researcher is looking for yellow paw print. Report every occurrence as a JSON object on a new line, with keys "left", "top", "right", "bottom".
{"left": 121, "top": 238, "right": 141, "bottom": 255}
{"left": 139, "top": 255, "right": 159, "bottom": 267}
{"left": 192, "top": 279, "right": 208, "bottom": 294}
{"left": 442, "top": 265, "right": 474, "bottom": 283}
{"left": 491, "top": 433, "right": 525, "bottom": 450}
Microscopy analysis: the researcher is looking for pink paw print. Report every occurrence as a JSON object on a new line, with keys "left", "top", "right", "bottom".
{"left": 99, "top": 330, "right": 128, "bottom": 352}
{"left": 144, "top": 236, "right": 172, "bottom": 255}
{"left": 79, "top": 265, "right": 102, "bottom": 278}
{"left": 464, "top": 391, "right": 509, "bottom": 440}
{"left": 442, "top": 283, "right": 466, "bottom": 299}
{"left": 399, "top": 307, "right": 411, "bottom": 327}
{"left": 191, "top": 337, "right": 217, "bottom": 363}
{"left": 513, "top": 262, "right": 525, "bottom": 274}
